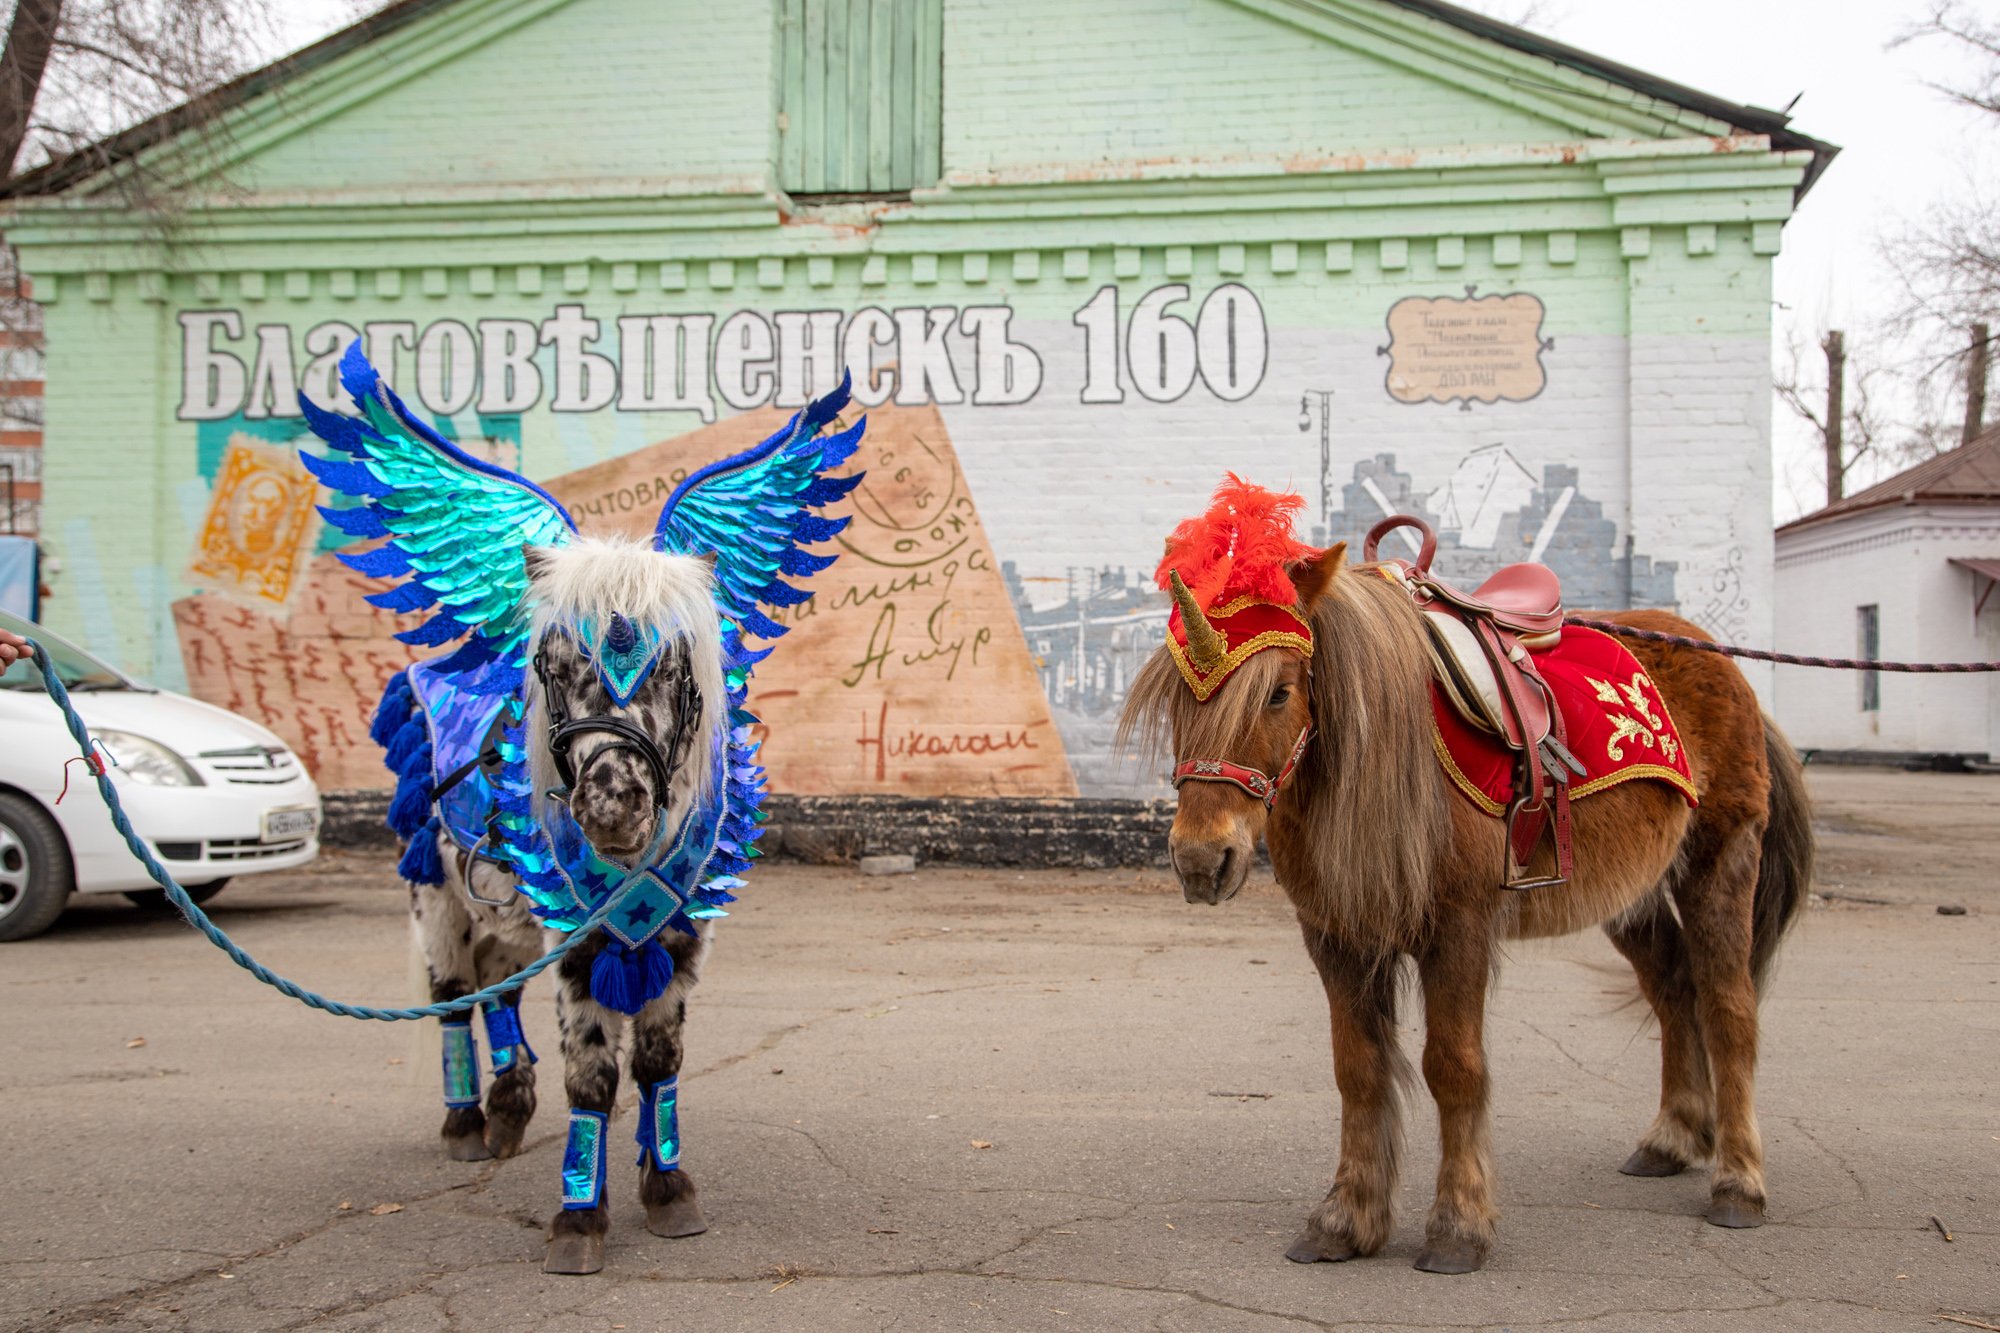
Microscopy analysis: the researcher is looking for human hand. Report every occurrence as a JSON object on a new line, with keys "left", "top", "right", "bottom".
{"left": 0, "top": 628, "right": 31, "bottom": 667}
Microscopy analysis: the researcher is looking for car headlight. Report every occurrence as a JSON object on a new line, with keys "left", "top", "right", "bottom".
{"left": 92, "top": 729, "right": 204, "bottom": 787}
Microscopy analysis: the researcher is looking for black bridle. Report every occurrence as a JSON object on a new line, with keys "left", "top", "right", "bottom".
{"left": 532, "top": 632, "right": 702, "bottom": 806}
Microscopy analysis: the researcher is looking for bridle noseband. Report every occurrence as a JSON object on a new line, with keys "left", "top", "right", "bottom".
{"left": 1171, "top": 722, "right": 1313, "bottom": 811}
{"left": 534, "top": 634, "right": 701, "bottom": 805}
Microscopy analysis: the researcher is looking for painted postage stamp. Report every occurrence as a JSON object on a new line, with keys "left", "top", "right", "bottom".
{"left": 188, "top": 435, "right": 322, "bottom": 609}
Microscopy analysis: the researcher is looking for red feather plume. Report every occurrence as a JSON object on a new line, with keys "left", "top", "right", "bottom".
{"left": 1155, "top": 474, "right": 1320, "bottom": 609}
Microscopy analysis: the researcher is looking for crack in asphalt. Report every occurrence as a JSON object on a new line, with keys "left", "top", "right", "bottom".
{"left": 11, "top": 1171, "right": 499, "bottom": 1333}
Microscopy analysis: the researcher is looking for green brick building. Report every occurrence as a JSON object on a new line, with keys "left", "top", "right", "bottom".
{"left": 1, "top": 0, "right": 1832, "bottom": 798}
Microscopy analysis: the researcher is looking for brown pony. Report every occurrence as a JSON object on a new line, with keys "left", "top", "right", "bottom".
{"left": 1119, "top": 538, "right": 1813, "bottom": 1275}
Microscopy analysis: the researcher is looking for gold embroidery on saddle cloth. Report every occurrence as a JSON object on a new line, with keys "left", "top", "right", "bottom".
{"left": 1585, "top": 669, "right": 1678, "bottom": 764}
{"left": 1428, "top": 716, "right": 1700, "bottom": 813}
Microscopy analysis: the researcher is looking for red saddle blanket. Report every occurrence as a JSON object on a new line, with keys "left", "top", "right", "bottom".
{"left": 1430, "top": 625, "right": 1699, "bottom": 815}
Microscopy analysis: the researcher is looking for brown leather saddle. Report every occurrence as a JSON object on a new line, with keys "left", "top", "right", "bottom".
{"left": 1364, "top": 515, "right": 1584, "bottom": 890}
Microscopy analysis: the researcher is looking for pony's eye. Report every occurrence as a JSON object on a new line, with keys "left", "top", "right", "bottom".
{"left": 1267, "top": 685, "right": 1291, "bottom": 709}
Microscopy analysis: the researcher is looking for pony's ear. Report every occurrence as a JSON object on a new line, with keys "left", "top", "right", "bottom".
{"left": 1289, "top": 542, "right": 1346, "bottom": 609}
{"left": 522, "top": 542, "right": 555, "bottom": 583}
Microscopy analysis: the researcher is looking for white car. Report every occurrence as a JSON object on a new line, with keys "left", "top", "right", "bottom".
{"left": 0, "top": 610, "right": 322, "bottom": 941}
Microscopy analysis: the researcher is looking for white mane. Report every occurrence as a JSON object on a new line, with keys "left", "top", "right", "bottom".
{"left": 524, "top": 535, "right": 730, "bottom": 819}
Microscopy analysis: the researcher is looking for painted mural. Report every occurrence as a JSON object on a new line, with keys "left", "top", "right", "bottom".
{"left": 150, "top": 280, "right": 1719, "bottom": 797}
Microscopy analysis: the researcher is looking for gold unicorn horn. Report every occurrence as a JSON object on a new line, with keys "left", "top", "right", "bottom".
{"left": 1169, "top": 571, "right": 1227, "bottom": 673}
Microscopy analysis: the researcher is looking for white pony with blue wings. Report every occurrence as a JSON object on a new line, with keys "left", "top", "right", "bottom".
{"left": 300, "top": 341, "right": 863, "bottom": 1275}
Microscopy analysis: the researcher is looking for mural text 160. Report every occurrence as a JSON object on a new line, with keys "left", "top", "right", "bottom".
{"left": 176, "top": 286, "right": 1271, "bottom": 423}
{"left": 1072, "top": 284, "right": 1267, "bottom": 404}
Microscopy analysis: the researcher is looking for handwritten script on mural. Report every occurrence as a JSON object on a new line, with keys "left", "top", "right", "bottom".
{"left": 1380, "top": 292, "right": 1549, "bottom": 407}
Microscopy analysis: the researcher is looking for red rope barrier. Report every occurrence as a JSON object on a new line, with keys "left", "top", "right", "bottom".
{"left": 1567, "top": 617, "right": 2000, "bottom": 674}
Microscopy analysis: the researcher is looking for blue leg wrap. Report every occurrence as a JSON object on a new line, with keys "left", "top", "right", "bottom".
{"left": 635, "top": 1077, "right": 681, "bottom": 1171}
{"left": 440, "top": 1019, "right": 480, "bottom": 1109}
{"left": 480, "top": 1000, "right": 536, "bottom": 1076}
{"left": 561, "top": 1109, "right": 609, "bottom": 1211}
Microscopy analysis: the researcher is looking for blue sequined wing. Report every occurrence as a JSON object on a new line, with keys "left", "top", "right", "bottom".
{"left": 650, "top": 371, "right": 864, "bottom": 644}
{"left": 299, "top": 342, "right": 576, "bottom": 676}
{"left": 646, "top": 375, "right": 866, "bottom": 936}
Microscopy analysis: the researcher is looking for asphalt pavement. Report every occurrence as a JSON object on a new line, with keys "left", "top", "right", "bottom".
{"left": 2, "top": 767, "right": 1996, "bottom": 1332}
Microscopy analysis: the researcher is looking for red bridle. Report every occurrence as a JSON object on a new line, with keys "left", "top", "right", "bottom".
{"left": 1171, "top": 724, "right": 1314, "bottom": 810}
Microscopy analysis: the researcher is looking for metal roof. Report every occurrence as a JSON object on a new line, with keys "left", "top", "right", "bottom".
{"left": 1948, "top": 556, "right": 2000, "bottom": 582}
{"left": 1384, "top": 0, "right": 1838, "bottom": 197}
{"left": 1779, "top": 428, "right": 2000, "bottom": 536}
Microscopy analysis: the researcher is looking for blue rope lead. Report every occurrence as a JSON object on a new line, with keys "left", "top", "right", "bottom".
{"left": 28, "top": 640, "right": 634, "bottom": 1021}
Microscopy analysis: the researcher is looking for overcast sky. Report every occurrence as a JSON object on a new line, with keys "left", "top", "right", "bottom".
{"left": 273, "top": 1, "right": 1997, "bottom": 522}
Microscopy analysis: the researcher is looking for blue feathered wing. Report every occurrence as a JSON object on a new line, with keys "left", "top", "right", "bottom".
{"left": 651, "top": 370, "right": 864, "bottom": 643}
{"left": 298, "top": 341, "right": 577, "bottom": 679}
{"left": 640, "top": 375, "right": 865, "bottom": 960}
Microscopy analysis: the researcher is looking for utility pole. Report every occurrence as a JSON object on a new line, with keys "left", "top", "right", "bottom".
{"left": 1823, "top": 330, "right": 1845, "bottom": 506}
{"left": 1298, "top": 390, "right": 1335, "bottom": 540}
{"left": 1962, "top": 322, "right": 1989, "bottom": 446}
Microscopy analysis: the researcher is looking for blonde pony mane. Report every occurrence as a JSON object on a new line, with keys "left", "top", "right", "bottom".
{"left": 523, "top": 535, "right": 729, "bottom": 817}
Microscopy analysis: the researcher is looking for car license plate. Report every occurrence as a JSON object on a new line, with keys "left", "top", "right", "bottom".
{"left": 262, "top": 806, "right": 319, "bottom": 842}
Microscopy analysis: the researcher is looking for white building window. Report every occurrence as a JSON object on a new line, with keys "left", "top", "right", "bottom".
{"left": 1857, "top": 604, "right": 1880, "bottom": 712}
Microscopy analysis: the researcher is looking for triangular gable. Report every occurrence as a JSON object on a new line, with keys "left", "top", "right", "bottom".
{"left": 8, "top": 0, "right": 777, "bottom": 202}
{"left": 3, "top": 0, "right": 1835, "bottom": 204}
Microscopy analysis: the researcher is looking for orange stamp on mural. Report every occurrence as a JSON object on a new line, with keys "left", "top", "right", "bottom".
{"left": 188, "top": 436, "right": 322, "bottom": 609}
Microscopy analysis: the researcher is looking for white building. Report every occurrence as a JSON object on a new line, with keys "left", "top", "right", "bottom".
{"left": 1774, "top": 433, "right": 2000, "bottom": 763}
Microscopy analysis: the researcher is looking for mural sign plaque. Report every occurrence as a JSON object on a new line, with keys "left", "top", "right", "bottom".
{"left": 1380, "top": 290, "right": 1549, "bottom": 407}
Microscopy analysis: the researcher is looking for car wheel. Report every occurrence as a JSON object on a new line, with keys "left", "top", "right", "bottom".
{"left": 0, "top": 793, "right": 75, "bottom": 943}
{"left": 124, "top": 879, "right": 229, "bottom": 910}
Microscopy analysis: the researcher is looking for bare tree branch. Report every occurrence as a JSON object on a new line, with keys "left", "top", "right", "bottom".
{"left": 0, "top": 0, "right": 63, "bottom": 177}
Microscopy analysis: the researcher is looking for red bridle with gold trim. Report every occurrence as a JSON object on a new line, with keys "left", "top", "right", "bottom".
{"left": 1171, "top": 723, "right": 1313, "bottom": 810}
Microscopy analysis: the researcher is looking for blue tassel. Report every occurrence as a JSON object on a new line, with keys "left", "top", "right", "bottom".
{"left": 370, "top": 672, "right": 414, "bottom": 747}
{"left": 398, "top": 816, "right": 445, "bottom": 885}
{"left": 387, "top": 768, "right": 432, "bottom": 839}
{"left": 384, "top": 714, "right": 426, "bottom": 772}
{"left": 589, "top": 938, "right": 675, "bottom": 1014}
{"left": 590, "top": 940, "right": 639, "bottom": 1013}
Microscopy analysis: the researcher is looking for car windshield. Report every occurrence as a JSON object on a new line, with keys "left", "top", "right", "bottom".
{"left": 0, "top": 616, "right": 134, "bottom": 693}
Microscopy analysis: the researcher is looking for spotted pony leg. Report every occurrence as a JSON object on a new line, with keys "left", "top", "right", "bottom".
{"left": 411, "top": 871, "right": 491, "bottom": 1162}
{"left": 632, "top": 929, "right": 711, "bottom": 1239}
{"left": 545, "top": 935, "right": 625, "bottom": 1276}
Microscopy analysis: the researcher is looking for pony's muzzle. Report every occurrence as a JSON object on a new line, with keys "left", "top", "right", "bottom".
{"left": 1170, "top": 833, "right": 1251, "bottom": 905}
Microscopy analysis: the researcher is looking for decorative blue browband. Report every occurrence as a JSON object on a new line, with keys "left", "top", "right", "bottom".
{"left": 575, "top": 612, "right": 667, "bottom": 707}
{"left": 480, "top": 1000, "right": 536, "bottom": 1076}
{"left": 636, "top": 1077, "right": 682, "bottom": 1171}
{"left": 441, "top": 1019, "right": 480, "bottom": 1109}
{"left": 561, "top": 1109, "right": 609, "bottom": 1211}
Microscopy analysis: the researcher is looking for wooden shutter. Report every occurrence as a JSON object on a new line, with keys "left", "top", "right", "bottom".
{"left": 777, "top": 0, "right": 942, "bottom": 195}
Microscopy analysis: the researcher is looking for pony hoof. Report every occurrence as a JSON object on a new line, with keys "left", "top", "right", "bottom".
{"left": 1705, "top": 1195, "right": 1766, "bottom": 1229}
{"left": 1414, "top": 1239, "right": 1486, "bottom": 1274}
{"left": 443, "top": 1132, "right": 493, "bottom": 1162}
{"left": 1284, "top": 1230, "right": 1358, "bottom": 1264}
{"left": 1619, "top": 1145, "right": 1687, "bottom": 1177}
{"left": 483, "top": 1119, "right": 527, "bottom": 1160}
{"left": 543, "top": 1233, "right": 605, "bottom": 1275}
{"left": 645, "top": 1196, "right": 709, "bottom": 1239}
